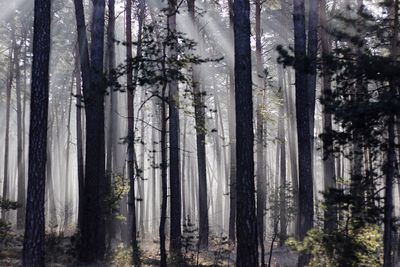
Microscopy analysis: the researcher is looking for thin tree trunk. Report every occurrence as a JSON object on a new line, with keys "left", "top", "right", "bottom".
{"left": 126, "top": 0, "right": 139, "bottom": 264}
{"left": 188, "top": 0, "right": 208, "bottom": 250}
{"left": 2, "top": 32, "right": 15, "bottom": 220}
{"left": 320, "top": 0, "right": 336, "bottom": 232}
{"left": 105, "top": 0, "right": 117, "bottom": 249}
{"left": 278, "top": 68, "right": 287, "bottom": 247}
{"left": 64, "top": 70, "right": 75, "bottom": 231}
{"left": 255, "top": 0, "right": 266, "bottom": 264}
{"left": 74, "top": 50, "right": 84, "bottom": 231}
{"left": 72, "top": 0, "right": 91, "bottom": 234}
{"left": 16, "top": 39, "right": 26, "bottom": 229}
{"left": 227, "top": 0, "right": 237, "bottom": 243}
{"left": 384, "top": 1, "right": 398, "bottom": 265}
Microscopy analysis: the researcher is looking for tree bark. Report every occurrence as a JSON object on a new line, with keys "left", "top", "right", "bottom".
{"left": 126, "top": 0, "right": 139, "bottom": 264}
{"left": 2, "top": 26, "right": 15, "bottom": 220}
{"left": 278, "top": 68, "right": 287, "bottom": 247}
{"left": 234, "top": 0, "right": 259, "bottom": 265}
{"left": 22, "top": 0, "right": 51, "bottom": 265}
{"left": 384, "top": 1, "right": 398, "bottom": 265}
{"left": 320, "top": 0, "right": 336, "bottom": 232}
{"left": 255, "top": 0, "right": 266, "bottom": 264}
{"left": 80, "top": 0, "right": 107, "bottom": 261}
{"left": 293, "top": 0, "right": 315, "bottom": 265}
{"left": 188, "top": 0, "right": 208, "bottom": 250}
{"left": 227, "top": 0, "right": 237, "bottom": 243}
{"left": 72, "top": 0, "right": 91, "bottom": 235}
{"left": 16, "top": 38, "right": 25, "bottom": 229}
{"left": 74, "top": 49, "right": 85, "bottom": 231}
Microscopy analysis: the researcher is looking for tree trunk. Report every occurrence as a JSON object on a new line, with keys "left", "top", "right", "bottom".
{"left": 2, "top": 29, "right": 15, "bottom": 220}
{"left": 126, "top": 0, "right": 139, "bottom": 264}
{"left": 278, "top": 67, "right": 287, "bottom": 247}
{"left": 255, "top": 0, "right": 266, "bottom": 264}
{"left": 80, "top": 0, "right": 107, "bottom": 261}
{"left": 320, "top": 0, "right": 336, "bottom": 232}
{"left": 383, "top": 1, "right": 398, "bottom": 265}
{"left": 72, "top": 0, "right": 91, "bottom": 234}
{"left": 234, "top": 0, "right": 259, "bottom": 265}
{"left": 293, "top": 0, "right": 315, "bottom": 265}
{"left": 227, "top": 0, "right": 237, "bottom": 243}
{"left": 22, "top": 0, "right": 51, "bottom": 265}
{"left": 159, "top": 58, "right": 168, "bottom": 267}
{"left": 16, "top": 39, "right": 26, "bottom": 229}
{"left": 74, "top": 49, "right": 84, "bottom": 231}
{"left": 188, "top": 0, "right": 208, "bottom": 250}
{"left": 105, "top": 0, "right": 117, "bottom": 249}
{"left": 64, "top": 70, "right": 75, "bottom": 231}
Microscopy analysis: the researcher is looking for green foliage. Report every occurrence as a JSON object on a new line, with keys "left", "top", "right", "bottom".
{"left": 287, "top": 224, "right": 383, "bottom": 267}
{"left": 105, "top": 173, "right": 129, "bottom": 223}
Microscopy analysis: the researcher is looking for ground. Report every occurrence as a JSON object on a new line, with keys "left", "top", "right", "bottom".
{"left": 0, "top": 231, "right": 299, "bottom": 266}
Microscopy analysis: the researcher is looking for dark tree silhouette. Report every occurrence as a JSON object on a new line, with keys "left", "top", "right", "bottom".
{"left": 234, "top": 0, "right": 258, "bottom": 265}
{"left": 22, "top": 0, "right": 51, "bottom": 266}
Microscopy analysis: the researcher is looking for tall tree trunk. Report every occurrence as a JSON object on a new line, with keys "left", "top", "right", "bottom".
{"left": 126, "top": 0, "right": 139, "bottom": 264}
{"left": 227, "top": 0, "right": 237, "bottom": 243}
{"left": 16, "top": 38, "right": 25, "bottom": 229}
{"left": 64, "top": 70, "right": 74, "bottom": 231}
{"left": 2, "top": 28, "right": 15, "bottom": 220}
{"left": 320, "top": 0, "right": 336, "bottom": 232}
{"left": 285, "top": 70, "right": 299, "bottom": 238}
{"left": 293, "top": 0, "right": 315, "bottom": 265}
{"left": 168, "top": 0, "right": 183, "bottom": 256}
{"left": 255, "top": 0, "right": 266, "bottom": 264}
{"left": 73, "top": 0, "right": 91, "bottom": 234}
{"left": 159, "top": 53, "right": 168, "bottom": 267}
{"left": 22, "top": 0, "right": 51, "bottom": 265}
{"left": 80, "top": 0, "right": 107, "bottom": 261}
{"left": 234, "top": 0, "right": 258, "bottom": 265}
{"left": 181, "top": 115, "right": 187, "bottom": 222}
{"left": 188, "top": 0, "right": 208, "bottom": 250}
{"left": 106, "top": 0, "right": 116, "bottom": 249}
{"left": 307, "top": 0, "right": 319, "bottom": 161}
{"left": 278, "top": 68, "right": 287, "bottom": 247}
{"left": 384, "top": 1, "right": 398, "bottom": 265}
{"left": 75, "top": 50, "right": 84, "bottom": 231}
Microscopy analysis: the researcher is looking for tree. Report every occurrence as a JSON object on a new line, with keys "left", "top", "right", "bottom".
{"left": 72, "top": 0, "right": 91, "bottom": 234}
{"left": 188, "top": 0, "right": 208, "bottom": 250}
{"left": 2, "top": 18, "right": 16, "bottom": 220}
{"left": 125, "top": 0, "right": 139, "bottom": 264}
{"left": 22, "top": 0, "right": 51, "bottom": 265}
{"left": 168, "top": 0, "right": 183, "bottom": 256}
{"left": 383, "top": 1, "right": 398, "bottom": 265}
{"left": 79, "top": 0, "right": 107, "bottom": 262}
{"left": 227, "top": 0, "right": 237, "bottom": 243}
{"left": 255, "top": 0, "right": 267, "bottom": 265}
{"left": 320, "top": 0, "right": 336, "bottom": 232}
{"left": 292, "top": 0, "right": 318, "bottom": 265}
{"left": 234, "top": 0, "right": 258, "bottom": 265}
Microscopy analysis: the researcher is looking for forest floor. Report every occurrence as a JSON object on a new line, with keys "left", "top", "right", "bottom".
{"left": 0, "top": 231, "right": 298, "bottom": 266}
